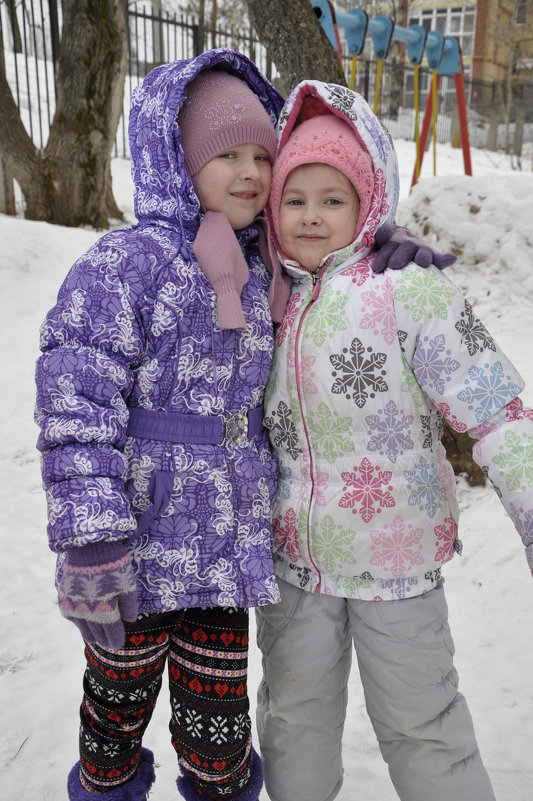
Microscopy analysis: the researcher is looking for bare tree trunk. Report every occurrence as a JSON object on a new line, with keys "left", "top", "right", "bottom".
{"left": 0, "top": 0, "right": 127, "bottom": 228}
{"left": 0, "top": 36, "right": 53, "bottom": 218}
{"left": 245, "top": 0, "right": 346, "bottom": 95}
{"left": 152, "top": 0, "right": 165, "bottom": 65}
{"left": 198, "top": 0, "right": 206, "bottom": 50}
{"left": 513, "top": 92, "right": 525, "bottom": 160}
{"left": 504, "top": 1, "right": 519, "bottom": 154}
{"left": 387, "top": 43, "right": 403, "bottom": 121}
{"left": 210, "top": 0, "right": 218, "bottom": 49}
{"left": 0, "top": 31, "right": 16, "bottom": 214}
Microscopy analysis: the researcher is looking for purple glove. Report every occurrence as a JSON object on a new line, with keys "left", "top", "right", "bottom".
{"left": 58, "top": 540, "right": 138, "bottom": 650}
{"left": 372, "top": 224, "right": 457, "bottom": 274}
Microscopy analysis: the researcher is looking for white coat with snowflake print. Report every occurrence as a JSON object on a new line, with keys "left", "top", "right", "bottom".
{"left": 264, "top": 81, "right": 533, "bottom": 602}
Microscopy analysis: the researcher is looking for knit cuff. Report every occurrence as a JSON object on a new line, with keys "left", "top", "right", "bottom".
{"left": 66, "top": 540, "right": 128, "bottom": 568}
{"left": 215, "top": 287, "right": 247, "bottom": 329}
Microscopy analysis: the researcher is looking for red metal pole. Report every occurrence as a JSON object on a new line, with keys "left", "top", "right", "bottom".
{"left": 328, "top": 1, "right": 344, "bottom": 68}
{"left": 455, "top": 60, "right": 473, "bottom": 176}
{"left": 410, "top": 74, "right": 441, "bottom": 190}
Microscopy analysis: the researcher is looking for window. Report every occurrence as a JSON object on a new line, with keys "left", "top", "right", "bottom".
{"left": 402, "top": 7, "right": 476, "bottom": 111}
{"left": 406, "top": 6, "right": 476, "bottom": 60}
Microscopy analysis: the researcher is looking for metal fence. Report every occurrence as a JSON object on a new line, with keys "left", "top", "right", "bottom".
{"left": 0, "top": 0, "right": 530, "bottom": 162}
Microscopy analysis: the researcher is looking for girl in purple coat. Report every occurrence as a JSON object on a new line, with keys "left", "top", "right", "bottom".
{"left": 35, "top": 48, "right": 448, "bottom": 801}
{"left": 35, "top": 49, "right": 290, "bottom": 801}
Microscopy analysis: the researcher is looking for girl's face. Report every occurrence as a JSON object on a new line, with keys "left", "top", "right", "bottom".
{"left": 196, "top": 143, "right": 272, "bottom": 230}
{"left": 279, "top": 163, "right": 360, "bottom": 273}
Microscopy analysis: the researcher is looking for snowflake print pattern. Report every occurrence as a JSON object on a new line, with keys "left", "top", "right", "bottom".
{"left": 395, "top": 268, "right": 457, "bottom": 324}
{"left": 208, "top": 715, "right": 229, "bottom": 745}
{"left": 434, "top": 515, "right": 459, "bottom": 563}
{"left": 339, "top": 457, "right": 395, "bottom": 523}
{"left": 232, "top": 712, "right": 249, "bottom": 741}
{"left": 185, "top": 708, "right": 203, "bottom": 739}
{"left": 379, "top": 576, "right": 421, "bottom": 600}
{"left": 273, "top": 508, "right": 301, "bottom": 563}
{"left": 342, "top": 255, "right": 373, "bottom": 286}
{"left": 308, "top": 402, "right": 353, "bottom": 464}
{"left": 365, "top": 400, "right": 414, "bottom": 463}
{"left": 509, "top": 503, "right": 533, "bottom": 548}
{"left": 365, "top": 169, "right": 389, "bottom": 234}
{"left": 404, "top": 456, "right": 446, "bottom": 519}
{"left": 505, "top": 397, "right": 533, "bottom": 423}
{"left": 264, "top": 401, "right": 302, "bottom": 460}
{"left": 330, "top": 337, "right": 388, "bottom": 408}
{"left": 401, "top": 358, "right": 425, "bottom": 407}
{"left": 298, "top": 353, "right": 318, "bottom": 396}
{"left": 398, "top": 329, "right": 408, "bottom": 353}
{"left": 369, "top": 514, "right": 424, "bottom": 577}
{"left": 312, "top": 515, "right": 355, "bottom": 573}
{"left": 305, "top": 286, "right": 348, "bottom": 347}
{"left": 436, "top": 402, "right": 468, "bottom": 432}
{"left": 455, "top": 300, "right": 496, "bottom": 356}
{"left": 493, "top": 430, "right": 533, "bottom": 491}
{"left": 287, "top": 561, "right": 313, "bottom": 589}
{"left": 419, "top": 415, "right": 432, "bottom": 449}
{"left": 457, "top": 361, "right": 523, "bottom": 423}
{"left": 277, "top": 292, "right": 301, "bottom": 347}
{"left": 412, "top": 334, "right": 460, "bottom": 395}
{"left": 359, "top": 276, "right": 396, "bottom": 345}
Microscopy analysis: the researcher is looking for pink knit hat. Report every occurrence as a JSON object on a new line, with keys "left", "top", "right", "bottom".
{"left": 269, "top": 112, "right": 375, "bottom": 256}
{"left": 178, "top": 71, "right": 277, "bottom": 177}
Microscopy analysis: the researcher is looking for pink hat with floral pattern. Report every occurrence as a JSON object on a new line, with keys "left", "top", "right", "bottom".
{"left": 268, "top": 111, "right": 374, "bottom": 256}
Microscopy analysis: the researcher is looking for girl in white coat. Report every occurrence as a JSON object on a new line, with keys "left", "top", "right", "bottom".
{"left": 256, "top": 80, "right": 533, "bottom": 801}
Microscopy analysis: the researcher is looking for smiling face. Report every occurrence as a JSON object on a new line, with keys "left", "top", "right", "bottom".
{"left": 195, "top": 143, "right": 272, "bottom": 230}
{"left": 279, "top": 163, "right": 360, "bottom": 273}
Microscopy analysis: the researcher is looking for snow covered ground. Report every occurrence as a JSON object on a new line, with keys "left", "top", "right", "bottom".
{"left": 1, "top": 138, "right": 532, "bottom": 801}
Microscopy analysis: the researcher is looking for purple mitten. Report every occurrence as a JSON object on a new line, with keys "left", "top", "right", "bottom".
{"left": 58, "top": 541, "right": 138, "bottom": 650}
{"left": 372, "top": 223, "right": 457, "bottom": 273}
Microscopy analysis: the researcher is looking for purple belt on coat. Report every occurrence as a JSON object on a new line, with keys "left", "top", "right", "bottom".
{"left": 126, "top": 406, "right": 265, "bottom": 534}
{"left": 126, "top": 405, "right": 265, "bottom": 446}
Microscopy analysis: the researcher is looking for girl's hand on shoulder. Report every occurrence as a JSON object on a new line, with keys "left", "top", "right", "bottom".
{"left": 373, "top": 223, "right": 457, "bottom": 273}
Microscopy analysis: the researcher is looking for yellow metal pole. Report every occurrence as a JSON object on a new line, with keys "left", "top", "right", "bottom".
{"left": 373, "top": 59, "right": 384, "bottom": 115}
{"left": 349, "top": 55, "right": 357, "bottom": 90}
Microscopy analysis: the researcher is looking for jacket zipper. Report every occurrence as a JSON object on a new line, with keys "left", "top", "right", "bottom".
{"left": 293, "top": 259, "right": 331, "bottom": 592}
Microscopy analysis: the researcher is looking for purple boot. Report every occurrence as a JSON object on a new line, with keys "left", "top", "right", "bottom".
{"left": 177, "top": 748, "right": 263, "bottom": 801}
{"left": 67, "top": 748, "right": 155, "bottom": 800}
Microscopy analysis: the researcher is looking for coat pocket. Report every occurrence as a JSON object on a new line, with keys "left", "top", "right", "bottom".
{"left": 124, "top": 436, "right": 175, "bottom": 534}
{"left": 135, "top": 470, "right": 174, "bottom": 534}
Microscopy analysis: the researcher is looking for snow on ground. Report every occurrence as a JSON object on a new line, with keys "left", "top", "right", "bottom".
{"left": 1, "top": 138, "right": 532, "bottom": 801}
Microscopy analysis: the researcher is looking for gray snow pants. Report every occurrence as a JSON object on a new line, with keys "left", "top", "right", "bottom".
{"left": 256, "top": 579, "right": 495, "bottom": 801}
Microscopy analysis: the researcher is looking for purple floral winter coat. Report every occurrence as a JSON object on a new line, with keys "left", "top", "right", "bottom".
{"left": 35, "top": 50, "right": 284, "bottom": 614}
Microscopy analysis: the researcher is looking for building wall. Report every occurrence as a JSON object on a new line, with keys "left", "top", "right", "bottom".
{"left": 407, "top": 0, "right": 533, "bottom": 89}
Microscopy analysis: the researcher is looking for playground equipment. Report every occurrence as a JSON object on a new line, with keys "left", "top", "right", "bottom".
{"left": 311, "top": 0, "right": 472, "bottom": 188}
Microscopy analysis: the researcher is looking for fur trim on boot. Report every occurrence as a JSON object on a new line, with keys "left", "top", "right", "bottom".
{"left": 67, "top": 748, "right": 155, "bottom": 800}
{"left": 176, "top": 748, "right": 263, "bottom": 801}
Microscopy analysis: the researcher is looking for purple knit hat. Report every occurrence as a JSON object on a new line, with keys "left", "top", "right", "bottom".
{"left": 268, "top": 111, "right": 375, "bottom": 258}
{"left": 178, "top": 71, "right": 277, "bottom": 177}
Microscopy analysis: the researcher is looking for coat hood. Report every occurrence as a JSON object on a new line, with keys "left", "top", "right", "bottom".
{"left": 267, "top": 80, "right": 399, "bottom": 265}
{"left": 128, "top": 49, "right": 284, "bottom": 241}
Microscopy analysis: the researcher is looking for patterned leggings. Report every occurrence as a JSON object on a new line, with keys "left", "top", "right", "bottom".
{"left": 78, "top": 607, "right": 253, "bottom": 797}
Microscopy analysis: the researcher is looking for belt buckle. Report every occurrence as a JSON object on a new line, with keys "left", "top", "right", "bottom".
{"left": 224, "top": 411, "right": 248, "bottom": 445}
